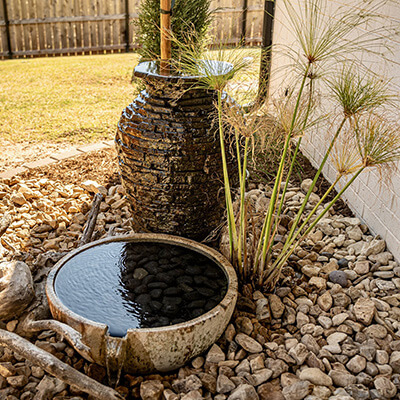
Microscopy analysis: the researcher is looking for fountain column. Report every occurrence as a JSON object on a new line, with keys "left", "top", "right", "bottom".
{"left": 115, "top": 61, "right": 237, "bottom": 240}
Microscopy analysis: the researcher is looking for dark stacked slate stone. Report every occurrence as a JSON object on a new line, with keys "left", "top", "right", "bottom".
{"left": 115, "top": 61, "right": 238, "bottom": 240}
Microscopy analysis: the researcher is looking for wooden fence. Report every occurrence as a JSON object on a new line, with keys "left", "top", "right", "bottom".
{"left": 0, "top": 0, "right": 264, "bottom": 59}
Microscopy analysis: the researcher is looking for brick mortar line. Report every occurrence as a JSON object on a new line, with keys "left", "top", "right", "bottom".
{"left": 0, "top": 140, "right": 115, "bottom": 180}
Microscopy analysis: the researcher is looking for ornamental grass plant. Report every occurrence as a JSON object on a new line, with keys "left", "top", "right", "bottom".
{"left": 171, "top": 0, "right": 400, "bottom": 291}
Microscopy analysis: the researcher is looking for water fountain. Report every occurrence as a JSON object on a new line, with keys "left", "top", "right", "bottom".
{"left": 115, "top": 1, "right": 238, "bottom": 240}
{"left": 115, "top": 61, "right": 237, "bottom": 240}
{"left": 43, "top": 2, "right": 239, "bottom": 379}
{"left": 46, "top": 234, "right": 237, "bottom": 374}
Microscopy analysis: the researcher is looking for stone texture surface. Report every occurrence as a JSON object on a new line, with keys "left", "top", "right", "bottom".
{"left": 0, "top": 261, "right": 35, "bottom": 319}
{"left": 115, "top": 79, "right": 238, "bottom": 241}
{"left": 298, "top": 368, "right": 332, "bottom": 386}
{"left": 354, "top": 298, "right": 376, "bottom": 325}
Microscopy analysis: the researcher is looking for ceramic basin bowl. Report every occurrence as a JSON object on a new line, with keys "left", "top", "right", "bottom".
{"left": 46, "top": 233, "right": 237, "bottom": 374}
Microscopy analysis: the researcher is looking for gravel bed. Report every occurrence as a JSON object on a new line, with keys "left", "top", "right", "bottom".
{"left": 0, "top": 154, "right": 399, "bottom": 400}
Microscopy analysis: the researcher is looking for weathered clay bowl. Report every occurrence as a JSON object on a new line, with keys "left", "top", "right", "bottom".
{"left": 46, "top": 233, "right": 237, "bottom": 374}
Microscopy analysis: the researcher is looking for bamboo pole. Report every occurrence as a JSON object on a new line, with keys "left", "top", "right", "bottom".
{"left": 160, "top": 0, "right": 171, "bottom": 74}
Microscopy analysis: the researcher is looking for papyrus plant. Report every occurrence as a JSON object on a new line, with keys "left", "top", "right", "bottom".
{"left": 172, "top": 0, "right": 399, "bottom": 290}
{"left": 222, "top": 69, "right": 399, "bottom": 290}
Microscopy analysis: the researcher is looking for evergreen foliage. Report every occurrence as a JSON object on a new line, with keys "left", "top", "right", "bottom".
{"left": 134, "top": 0, "right": 213, "bottom": 61}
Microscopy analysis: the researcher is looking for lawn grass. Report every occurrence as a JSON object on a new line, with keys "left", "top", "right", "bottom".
{"left": 0, "top": 49, "right": 261, "bottom": 145}
{"left": 0, "top": 53, "right": 139, "bottom": 144}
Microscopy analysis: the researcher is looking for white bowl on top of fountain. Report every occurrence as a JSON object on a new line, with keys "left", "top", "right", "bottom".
{"left": 45, "top": 233, "right": 237, "bottom": 374}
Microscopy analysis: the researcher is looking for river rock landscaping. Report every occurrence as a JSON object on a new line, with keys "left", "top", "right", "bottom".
{"left": 0, "top": 148, "right": 399, "bottom": 400}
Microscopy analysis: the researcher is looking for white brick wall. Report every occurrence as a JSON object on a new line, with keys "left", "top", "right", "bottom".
{"left": 269, "top": 0, "right": 400, "bottom": 260}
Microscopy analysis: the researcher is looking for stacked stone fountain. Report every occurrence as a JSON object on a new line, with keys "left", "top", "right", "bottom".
{"left": 115, "top": 61, "right": 237, "bottom": 240}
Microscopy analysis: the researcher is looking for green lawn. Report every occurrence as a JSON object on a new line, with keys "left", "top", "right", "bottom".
{"left": 0, "top": 49, "right": 261, "bottom": 144}
{"left": 0, "top": 53, "right": 139, "bottom": 144}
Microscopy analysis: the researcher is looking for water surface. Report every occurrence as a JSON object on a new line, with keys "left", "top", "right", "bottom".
{"left": 54, "top": 241, "right": 227, "bottom": 337}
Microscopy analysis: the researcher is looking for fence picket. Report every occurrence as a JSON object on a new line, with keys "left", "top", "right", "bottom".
{"left": 0, "top": 0, "right": 12, "bottom": 57}
{"left": 63, "top": 0, "right": 70, "bottom": 53}
{"left": 74, "top": 0, "right": 82, "bottom": 53}
{"left": 7, "top": 0, "right": 18, "bottom": 53}
{"left": 68, "top": 0, "right": 75, "bottom": 53}
{"left": 96, "top": 0, "right": 103, "bottom": 51}
{"left": 0, "top": 0, "right": 5, "bottom": 56}
{"left": 112, "top": 0, "right": 120, "bottom": 50}
{"left": 44, "top": 0, "right": 54, "bottom": 51}
{"left": 36, "top": 0, "right": 46, "bottom": 51}
{"left": 128, "top": 0, "right": 138, "bottom": 50}
{"left": 89, "top": 0, "right": 97, "bottom": 53}
{"left": 53, "top": 0, "right": 61, "bottom": 52}
{"left": 29, "top": 0, "right": 39, "bottom": 52}
{"left": 9, "top": 0, "right": 18, "bottom": 52}
{"left": 81, "top": 0, "right": 90, "bottom": 50}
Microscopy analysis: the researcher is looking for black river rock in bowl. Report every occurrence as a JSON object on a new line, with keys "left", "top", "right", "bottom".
{"left": 54, "top": 241, "right": 228, "bottom": 337}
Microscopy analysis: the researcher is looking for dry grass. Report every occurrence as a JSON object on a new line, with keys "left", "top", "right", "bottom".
{"left": 0, "top": 50, "right": 262, "bottom": 145}
{"left": 0, "top": 53, "right": 139, "bottom": 144}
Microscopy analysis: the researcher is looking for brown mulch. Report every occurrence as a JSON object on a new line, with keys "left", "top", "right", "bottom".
{"left": 19, "top": 148, "right": 120, "bottom": 188}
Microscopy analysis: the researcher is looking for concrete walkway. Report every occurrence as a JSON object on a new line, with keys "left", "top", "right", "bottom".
{"left": 0, "top": 140, "right": 115, "bottom": 180}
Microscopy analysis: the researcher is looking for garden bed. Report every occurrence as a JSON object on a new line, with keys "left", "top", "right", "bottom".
{"left": 0, "top": 148, "right": 399, "bottom": 400}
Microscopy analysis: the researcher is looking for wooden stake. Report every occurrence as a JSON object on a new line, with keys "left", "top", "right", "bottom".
{"left": 79, "top": 192, "right": 103, "bottom": 247}
{"left": 160, "top": 0, "right": 171, "bottom": 74}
